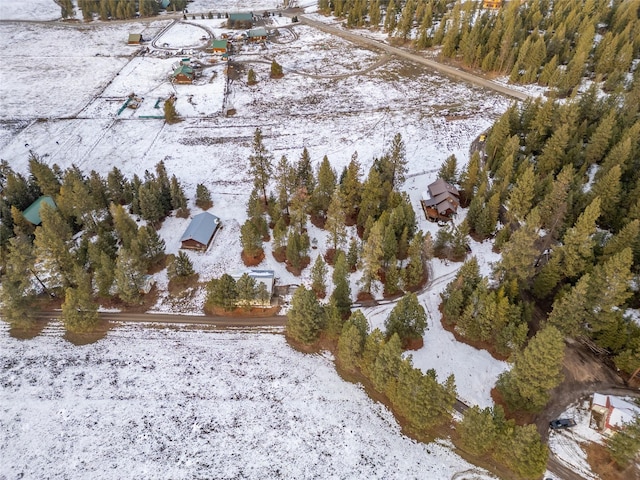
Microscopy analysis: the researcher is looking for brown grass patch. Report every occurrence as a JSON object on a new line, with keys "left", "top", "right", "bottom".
{"left": 272, "top": 246, "right": 286, "bottom": 263}
{"left": 324, "top": 248, "right": 336, "bottom": 265}
{"left": 242, "top": 249, "right": 265, "bottom": 266}
{"left": 584, "top": 440, "right": 639, "bottom": 480}
{"left": 285, "top": 256, "right": 310, "bottom": 276}
{"left": 167, "top": 274, "right": 200, "bottom": 295}
{"left": 8, "top": 319, "right": 51, "bottom": 340}
{"left": 309, "top": 213, "right": 326, "bottom": 229}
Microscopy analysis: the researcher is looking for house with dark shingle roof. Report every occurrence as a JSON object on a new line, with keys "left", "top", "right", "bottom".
{"left": 421, "top": 179, "right": 460, "bottom": 221}
{"left": 180, "top": 212, "right": 220, "bottom": 251}
{"left": 23, "top": 196, "right": 56, "bottom": 226}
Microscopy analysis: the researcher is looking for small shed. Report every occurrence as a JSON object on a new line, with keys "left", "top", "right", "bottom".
{"left": 230, "top": 269, "right": 275, "bottom": 306}
{"left": 172, "top": 64, "right": 194, "bottom": 84}
{"left": 128, "top": 33, "right": 142, "bottom": 45}
{"left": 23, "top": 196, "right": 57, "bottom": 226}
{"left": 209, "top": 39, "right": 229, "bottom": 54}
{"left": 421, "top": 179, "right": 460, "bottom": 222}
{"left": 482, "top": 0, "right": 503, "bottom": 8}
{"left": 591, "top": 393, "right": 640, "bottom": 436}
{"left": 247, "top": 27, "right": 268, "bottom": 42}
{"left": 180, "top": 212, "right": 220, "bottom": 251}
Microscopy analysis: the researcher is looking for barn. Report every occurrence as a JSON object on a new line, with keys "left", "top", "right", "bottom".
{"left": 180, "top": 212, "right": 220, "bottom": 251}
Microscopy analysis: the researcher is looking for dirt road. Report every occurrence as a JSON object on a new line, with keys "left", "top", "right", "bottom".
{"left": 296, "top": 15, "right": 532, "bottom": 102}
{"left": 31, "top": 310, "right": 287, "bottom": 328}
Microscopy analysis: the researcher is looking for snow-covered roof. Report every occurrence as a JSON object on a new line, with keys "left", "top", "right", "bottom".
{"left": 180, "top": 212, "right": 220, "bottom": 246}
{"left": 593, "top": 393, "right": 640, "bottom": 428}
{"left": 248, "top": 27, "right": 267, "bottom": 38}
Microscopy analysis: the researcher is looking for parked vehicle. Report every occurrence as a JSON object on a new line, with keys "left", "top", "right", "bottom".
{"left": 549, "top": 418, "right": 576, "bottom": 429}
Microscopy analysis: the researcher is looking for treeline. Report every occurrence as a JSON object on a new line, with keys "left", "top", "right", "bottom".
{"left": 0, "top": 156, "right": 202, "bottom": 332}
{"left": 440, "top": 77, "right": 640, "bottom": 412}
{"left": 206, "top": 273, "right": 271, "bottom": 311}
{"left": 242, "top": 128, "right": 428, "bottom": 300}
{"left": 320, "top": 0, "right": 640, "bottom": 95}
{"left": 287, "top": 285, "right": 548, "bottom": 478}
{"left": 71, "top": 0, "right": 189, "bottom": 21}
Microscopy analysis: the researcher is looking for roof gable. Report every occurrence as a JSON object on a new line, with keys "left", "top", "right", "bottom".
{"left": 23, "top": 196, "right": 56, "bottom": 225}
{"left": 428, "top": 178, "right": 459, "bottom": 198}
{"left": 210, "top": 39, "right": 228, "bottom": 49}
{"left": 229, "top": 12, "right": 253, "bottom": 21}
{"left": 180, "top": 212, "right": 220, "bottom": 246}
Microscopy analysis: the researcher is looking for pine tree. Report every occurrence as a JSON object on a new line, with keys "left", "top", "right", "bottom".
{"left": 61, "top": 268, "right": 98, "bottom": 333}
{"left": 325, "top": 191, "right": 347, "bottom": 252}
{"left": 240, "top": 219, "right": 263, "bottom": 259}
{"left": 590, "top": 164, "right": 621, "bottom": 228}
{"left": 331, "top": 251, "right": 352, "bottom": 317}
{"left": 607, "top": 416, "right": 640, "bottom": 468}
{"left": 369, "top": 0, "right": 381, "bottom": 29}
{"left": 164, "top": 98, "right": 180, "bottom": 124}
{"left": 372, "top": 333, "right": 402, "bottom": 393}
{"left": 584, "top": 110, "right": 616, "bottom": 167}
{"left": 29, "top": 153, "right": 60, "bottom": 197}
{"left": 286, "top": 229, "right": 304, "bottom": 270}
{"left": 403, "top": 231, "right": 424, "bottom": 290}
{"left": 386, "top": 133, "right": 408, "bottom": 190}
{"left": 236, "top": 272, "right": 257, "bottom": 309}
{"left": 506, "top": 163, "right": 536, "bottom": 225}
{"left": 311, "top": 155, "right": 336, "bottom": 216}
{"left": 495, "top": 424, "right": 549, "bottom": 479}
{"left": 296, "top": 147, "right": 316, "bottom": 195}
{"left": 310, "top": 255, "right": 328, "bottom": 298}
{"left": 195, "top": 183, "right": 212, "bottom": 209}
{"left": 167, "top": 251, "right": 194, "bottom": 280}
{"left": 114, "top": 247, "right": 146, "bottom": 304}
{"left": 384, "top": 257, "right": 401, "bottom": 296}
{"left": 384, "top": 0, "right": 397, "bottom": 33}
{"left": 360, "top": 220, "right": 384, "bottom": 294}
{"left": 275, "top": 155, "right": 295, "bottom": 215}
{"left": 340, "top": 153, "right": 362, "bottom": 220}
{"left": 287, "top": 286, "right": 324, "bottom": 344}
{"left": 560, "top": 197, "right": 601, "bottom": 279}
{"left": 346, "top": 237, "right": 359, "bottom": 271}
{"left": 138, "top": 181, "right": 165, "bottom": 226}
{"left": 602, "top": 219, "right": 640, "bottom": 261}
{"left": 498, "top": 325, "right": 565, "bottom": 412}
{"left": 270, "top": 60, "right": 284, "bottom": 78}
{"left": 170, "top": 175, "right": 188, "bottom": 216}
{"left": 248, "top": 128, "right": 273, "bottom": 203}
{"left": 0, "top": 235, "right": 37, "bottom": 327}
{"left": 33, "top": 203, "right": 76, "bottom": 289}
{"left": 438, "top": 154, "right": 458, "bottom": 184}
{"left": 206, "top": 274, "right": 238, "bottom": 311}
{"left": 459, "top": 406, "right": 498, "bottom": 456}
{"left": 247, "top": 68, "right": 257, "bottom": 85}
{"left": 494, "top": 209, "right": 540, "bottom": 287}
{"left": 110, "top": 203, "right": 138, "bottom": 250}
{"left": 384, "top": 293, "right": 427, "bottom": 344}
{"left": 94, "top": 250, "right": 115, "bottom": 297}
{"left": 133, "top": 225, "right": 165, "bottom": 269}
{"left": 337, "top": 310, "right": 369, "bottom": 371}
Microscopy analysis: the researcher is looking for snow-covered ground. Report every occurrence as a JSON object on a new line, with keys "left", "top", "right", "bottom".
{"left": 548, "top": 398, "right": 609, "bottom": 480}
{"left": 0, "top": 321, "right": 496, "bottom": 480}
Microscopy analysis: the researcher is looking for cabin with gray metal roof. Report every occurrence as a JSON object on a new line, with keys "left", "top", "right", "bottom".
{"left": 180, "top": 212, "right": 220, "bottom": 251}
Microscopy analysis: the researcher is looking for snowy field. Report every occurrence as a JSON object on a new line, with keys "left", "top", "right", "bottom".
{"left": 0, "top": 322, "right": 496, "bottom": 480}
